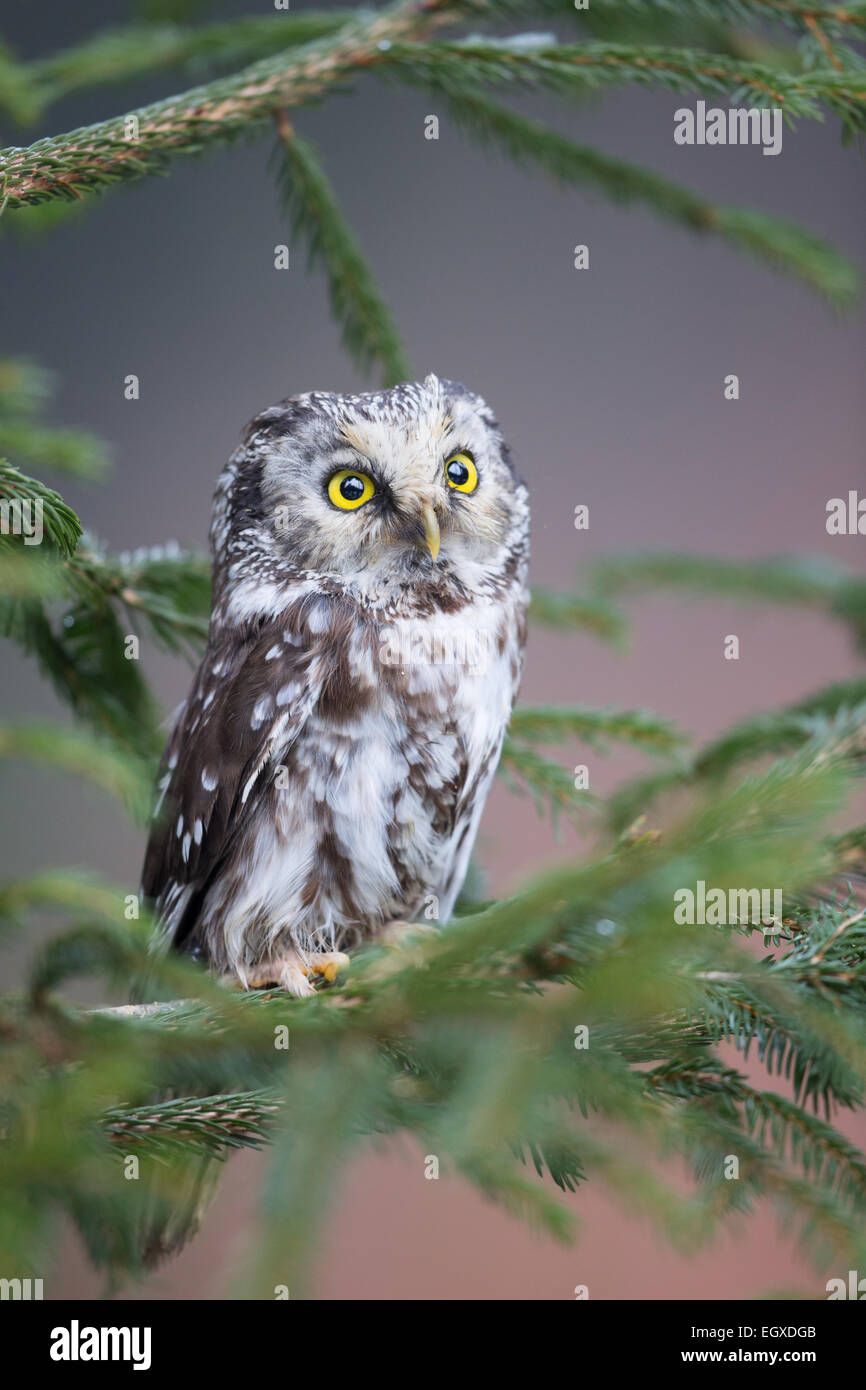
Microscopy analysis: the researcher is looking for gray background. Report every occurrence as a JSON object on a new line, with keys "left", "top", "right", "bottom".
{"left": 1, "top": 0, "right": 864, "bottom": 1298}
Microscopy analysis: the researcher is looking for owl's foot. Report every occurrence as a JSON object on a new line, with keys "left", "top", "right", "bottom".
{"left": 233, "top": 949, "right": 350, "bottom": 997}
{"left": 304, "top": 950, "right": 351, "bottom": 984}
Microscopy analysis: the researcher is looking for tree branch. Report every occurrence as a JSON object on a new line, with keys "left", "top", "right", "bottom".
{"left": 0, "top": 0, "right": 458, "bottom": 209}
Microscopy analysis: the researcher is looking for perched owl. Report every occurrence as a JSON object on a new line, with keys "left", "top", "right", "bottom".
{"left": 142, "top": 373, "right": 529, "bottom": 995}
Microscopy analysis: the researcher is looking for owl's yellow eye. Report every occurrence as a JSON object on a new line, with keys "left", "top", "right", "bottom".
{"left": 445, "top": 452, "right": 478, "bottom": 493}
{"left": 327, "top": 469, "right": 375, "bottom": 510}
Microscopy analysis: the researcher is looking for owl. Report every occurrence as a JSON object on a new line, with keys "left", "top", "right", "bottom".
{"left": 142, "top": 373, "right": 530, "bottom": 995}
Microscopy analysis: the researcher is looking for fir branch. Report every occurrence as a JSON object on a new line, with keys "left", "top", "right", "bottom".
{"left": 386, "top": 39, "right": 866, "bottom": 128}
{"left": 0, "top": 357, "right": 110, "bottom": 478}
{"left": 0, "top": 869, "right": 139, "bottom": 929}
{"left": 0, "top": 582, "right": 163, "bottom": 761}
{"left": 0, "top": 460, "right": 82, "bottom": 557}
{"left": 593, "top": 551, "right": 866, "bottom": 652}
{"left": 442, "top": 91, "right": 860, "bottom": 304}
{"left": 0, "top": 357, "right": 54, "bottom": 417}
{"left": 528, "top": 585, "right": 627, "bottom": 643}
{"left": 648, "top": 1060, "right": 866, "bottom": 1209}
{"left": 3, "top": 14, "right": 359, "bottom": 125}
{"left": 272, "top": 117, "right": 411, "bottom": 386}
{"left": 695, "top": 680, "right": 866, "bottom": 778}
{"left": 103, "top": 1090, "right": 280, "bottom": 1158}
{"left": 696, "top": 965, "right": 866, "bottom": 1116}
{"left": 6, "top": 736, "right": 866, "bottom": 1281}
{"left": 510, "top": 703, "right": 685, "bottom": 755}
{"left": 0, "top": 721, "right": 153, "bottom": 821}
{"left": 0, "top": 423, "right": 109, "bottom": 480}
{"left": 561, "top": 0, "right": 866, "bottom": 36}
{"left": 0, "top": 539, "right": 210, "bottom": 759}
{"left": 0, "top": 0, "right": 461, "bottom": 210}
{"left": 607, "top": 679, "right": 866, "bottom": 831}
{"left": 499, "top": 736, "right": 593, "bottom": 824}
{"left": 5, "top": 7, "right": 865, "bottom": 215}
{"left": 459, "top": 1153, "right": 576, "bottom": 1239}
{"left": 68, "top": 540, "right": 211, "bottom": 658}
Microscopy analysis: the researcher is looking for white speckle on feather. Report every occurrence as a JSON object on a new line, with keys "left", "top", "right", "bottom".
{"left": 251, "top": 695, "right": 273, "bottom": 729}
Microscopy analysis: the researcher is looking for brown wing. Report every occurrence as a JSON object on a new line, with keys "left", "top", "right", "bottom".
{"left": 142, "top": 617, "right": 323, "bottom": 952}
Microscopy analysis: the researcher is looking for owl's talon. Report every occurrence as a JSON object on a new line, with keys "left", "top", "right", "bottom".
{"left": 303, "top": 950, "right": 351, "bottom": 984}
{"left": 234, "top": 952, "right": 314, "bottom": 997}
{"left": 228, "top": 949, "right": 350, "bottom": 996}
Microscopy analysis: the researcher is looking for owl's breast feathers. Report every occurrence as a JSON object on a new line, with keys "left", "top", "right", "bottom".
{"left": 143, "top": 577, "right": 527, "bottom": 975}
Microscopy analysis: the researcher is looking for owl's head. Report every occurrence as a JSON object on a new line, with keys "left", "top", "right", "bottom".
{"left": 212, "top": 374, "right": 529, "bottom": 613}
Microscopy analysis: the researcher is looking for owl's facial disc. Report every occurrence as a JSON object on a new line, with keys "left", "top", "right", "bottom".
{"left": 248, "top": 378, "right": 524, "bottom": 595}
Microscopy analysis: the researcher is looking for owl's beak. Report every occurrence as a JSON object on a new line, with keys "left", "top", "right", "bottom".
{"left": 421, "top": 502, "right": 441, "bottom": 562}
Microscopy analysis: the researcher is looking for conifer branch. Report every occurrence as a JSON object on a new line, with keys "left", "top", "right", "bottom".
{"left": 0, "top": 357, "right": 110, "bottom": 478}
{"left": 272, "top": 116, "right": 412, "bottom": 386}
{"left": 0, "top": 0, "right": 460, "bottom": 209}
{"left": 608, "top": 681, "right": 866, "bottom": 832}
{"left": 528, "top": 585, "right": 628, "bottom": 643}
{"left": 386, "top": 39, "right": 866, "bottom": 126}
{"left": 0, "top": 460, "right": 82, "bottom": 557}
{"left": 442, "top": 91, "right": 860, "bottom": 304}
{"left": 499, "top": 737, "right": 594, "bottom": 823}
{"left": 1, "top": 13, "right": 359, "bottom": 125}
{"left": 567, "top": 0, "right": 866, "bottom": 33}
{"left": 103, "top": 1090, "right": 280, "bottom": 1157}
{"left": 594, "top": 552, "right": 866, "bottom": 652}
{"left": 0, "top": 722, "right": 153, "bottom": 821}
{"left": 510, "top": 704, "right": 685, "bottom": 754}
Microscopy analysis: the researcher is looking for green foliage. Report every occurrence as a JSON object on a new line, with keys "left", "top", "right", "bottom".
{"left": 500, "top": 736, "right": 595, "bottom": 825}
{"left": 443, "top": 92, "right": 860, "bottom": 304}
{"left": 272, "top": 124, "right": 412, "bottom": 385}
{"left": 387, "top": 37, "right": 866, "bottom": 131}
{"left": 509, "top": 703, "right": 685, "bottom": 755}
{"left": 528, "top": 584, "right": 627, "bottom": 643}
{"left": 1, "top": 0, "right": 866, "bottom": 1296}
{"left": 0, "top": 461, "right": 82, "bottom": 557}
{"left": 607, "top": 678, "right": 866, "bottom": 833}
{"left": 0, "top": 358, "right": 109, "bottom": 478}
{"left": 0, "top": 722, "right": 153, "bottom": 822}
{"left": 593, "top": 551, "right": 866, "bottom": 653}
{"left": 6, "top": 734, "right": 866, "bottom": 1286}
{"left": 0, "top": 14, "right": 357, "bottom": 125}
{"left": 1, "top": 0, "right": 863, "bottom": 316}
